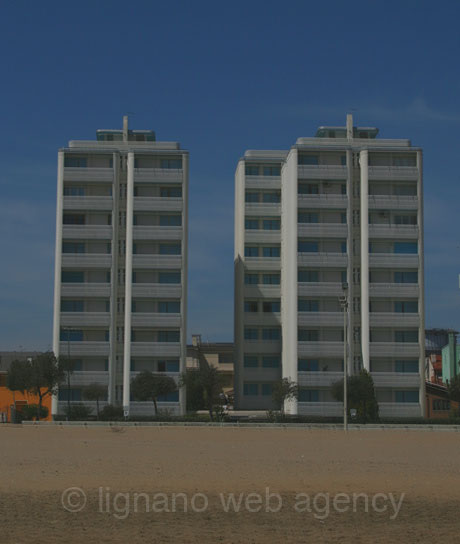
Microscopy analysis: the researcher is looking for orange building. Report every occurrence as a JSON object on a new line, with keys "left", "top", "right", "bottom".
{"left": 0, "top": 373, "right": 52, "bottom": 422}
{"left": 425, "top": 381, "right": 459, "bottom": 420}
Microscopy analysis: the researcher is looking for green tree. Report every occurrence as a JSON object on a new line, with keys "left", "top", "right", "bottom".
{"left": 6, "top": 359, "right": 30, "bottom": 411}
{"left": 131, "top": 371, "right": 178, "bottom": 415}
{"left": 27, "top": 352, "right": 64, "bottom": 420}
{"left": 272, "top": 378, "right": 299, "bottom": 415}
{"left": 83, "top": 383, "right": 107, "bottom": 419}
{"left": 332, "top": 369, "right": 379, "bottom": 423}
{"left": 180, "top": 364, "right": 223, "bottom": 420}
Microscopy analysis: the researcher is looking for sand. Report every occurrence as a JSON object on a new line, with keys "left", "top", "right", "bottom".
{"left": 1, "top": 425, "right": 460, "bottom": 543}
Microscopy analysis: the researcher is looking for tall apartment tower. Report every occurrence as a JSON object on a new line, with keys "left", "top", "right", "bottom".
{"left": 52, "top": 118, "right": 188, "bottom": 417}
{"left": 234, "top": 115, "right": 425, "bottom": 418}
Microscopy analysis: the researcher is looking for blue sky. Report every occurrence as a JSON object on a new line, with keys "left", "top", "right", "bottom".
{"left": 0, "top": 0, "right": 459, "bottom": 349}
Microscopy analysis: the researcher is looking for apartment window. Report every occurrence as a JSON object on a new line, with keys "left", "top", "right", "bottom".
{"left": 394, "top": 301, "right": 418, "bottom": 313}
{"left": 298, "top": 329, "right": 319, "bottom": 341}
{"left": 341, "top": 213, "right": 347, "bottom": 224}
{"left": 263, "top": 246, "right": 280, "bottom": 258}
{"left": 245, "top": 274, "right": 259, "bottom": 285}
{"left": 262, "top": 356, "right": 280, "bottom": 368}
{"left": 61, "top": 271, "right": 84, "bottom": 283}
{"left": 395, "top": 330, "right": 418, "bottom": 343}
{"left": 261, "top": 383, "right": 273, "bottom": 396}
{"left": 340, "top": 155, "right": 346, "bottom": 166}
{"left": 394, "top": 271, "right": 418, "bottom": 283}
{"left": 263, "top": 219, "right": 280, "bottom": 230}
{"left": 244, "top": 356, "right": 258, "bottom": 368}
{"left": 244, "top": 328, "right": 258, "bottom": 340}
{"left": 394, "top": 184, "right": 417, "bottom": 196}
{"left": 393, "top": 155, "right": 416, "bottom": 167}
{"left": 61, "top": 300, "right": 84, "bottom": 312}
{"left": 159, "top": 272, "right": 181, "bottom": 284}
{"left": 245, "top": 219, "right": 259, "bottom": 230}
{"left": 243, "top": 383, "right": 259, "bottom": 396}
{"left": 62, "top": 242, "right": 85, "bottom": 253}
{"left": 299, "top": 389, "right": 319, "bottom": 402}
{"left": 262, "top": 328, "right": 281, "bottom": 340}
{"left": 64, "top": 186, "right": 85, "bottom": 196}
{"left": 245, "top": 246, "right": 259, "bottom": 257}
{"left": 341, "top": 184, "right": 347, "bottom": 195}
{"left": 262, "top": 192, "right": 281, "bottom": 203}
{"left": 395, "top": 360, "right": 419, "bottom": 373}
{"left": 60, "top": 329, "right": 83, "bottom": 341}
{"left": 433, "top": 399, "right": 450, "bottom": 411}
{"left": 64, "top": 157, "right": 87, "bottom": 168}
{"left": 341, "top": 241, "right": 347, "bottom": 253}
{"left": 158, "top": 391, "right": 179, "bottom": 402}
{"left": 160, "top": 187, "right": 182, "bottom": 198}
{"left": 394, "top": 242, "right": 417, "bottom": 254}
{"left": 158, "top": 330, "right": 180, "bottom": 342}
{"left": 58, "top": 388, "right": 82, "bottom": 401}
{"left": 298, "top": 359, "right": 319, "bottom": 371}
{"left": 157, "top": 360, "right": 166, "bottom": 372}
{"left": 160, "top": 215, "right": 182, "bottom": 226}
{"left": 166, "top": 360, "right": 180, "bottom": 372}
{"left": 63, "top": 214, "right": 85, "bottom": 225}
{"left": 395, "top": 390, "right": 419, "bottom": 403}
{"left": 298, "top": 270, "right": 319, "bottom": 282}
{"left": 298, "top": 212, "right": 319, "bottom": 223}
{"left": 341, "top": 271, "right": 347, "bottom": 283}
{"left": 245, "top": 165, "right": 259, "bottom": 176}
{"left": 298, "top": 183, "right": 319, "bottom": 195}
{"left": 263, "top": 274, "right": 280, "bottom": 285}
{"left": 159, "top": 243, "right": 181, "bottom": 255}
{"left": 159, "top": 301, "right": 180, "bottom": 313}
{"left": 263, "top": 166, "right": 281, "bottom": 176}
{"left": 298, "top": 241, "right": 318, "bottom": 253}
{"left": 394, "top": 215, "right": 417, "bottom": 225}
{"left": 298, "top": 154, "right": 319, "bottom": 165}
{"left": 245, "top": 192, "right": 259, "bottom": 203}
{"left": 161, "top": 158, "right": 182, "bottom": 169}
{"left": 298, "top": 299, "right": 319, "bottom": 312}
{"left": 263, "top": 301, "right": 280, "bottom": 313}
{"left": 244, "top": 301, "right": 258, "bottom": 313}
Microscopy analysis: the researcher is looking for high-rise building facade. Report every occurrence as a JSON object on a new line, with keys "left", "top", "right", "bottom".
{"left": 234, "top": 115, "right": 425, "bottom": 418}
{"left": 52, "top": 118, "right": 188, "bottom": 417}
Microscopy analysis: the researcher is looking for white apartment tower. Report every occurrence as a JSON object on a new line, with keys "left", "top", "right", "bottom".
{"left": 234, "top": 115, "right": 425, "bottom": 418}
{"left": 52, "top": 118, "right": 188, "bottom": 417}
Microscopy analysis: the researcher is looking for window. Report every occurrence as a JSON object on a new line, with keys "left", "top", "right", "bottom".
{"left": 157, "top": 361, "right": 166, "bottom": 372}
{"left": 244, "top": 328, "right": 258, "bottom": 340}
{"left": 298, "top": 212, "right": 319, "bottom": 223}
{"left": 60, "top": 329, "right": 83, "bottom": 341}
{"left": 62, "top": 271, "right": 84, "bottom": 283}
{"left": 245, "top": 274, "right": 259, "bottom": 285}
{"left": 64, "top": 186, "right": 85, "bottom": 196}
{"left": 62, "top": 242, "right": 85, "bottom": 253}
{"left": 298, "top": 183, "right": 319, "bottom": 195}
{"left": 244, "top": 301, "right": 258, "bottom": 313}
{"left": 262, "top": 192, "right": 281, "bottom": 203}
{"left": 263, "top": 301, "right": 280, "bottom": 313}
{"left": 262, "top": 328, "right": 281, "bottom": 340}
{"left": 394, "top": 184, "right": 417, "bottom": 196}
{"left": 298, "top": 329, "right": 319, "bottom": 341}
{"left": 394, "top": 271, "right": 417, "bottom": 283}
{"left": 298, "top": 270, "right": 319, "bottom": 283}
{"left": 243, "top": 383, "right": 258, "bottom": 396}
{"left": 394, "top": 242, "right": 417, "bottom": 254}
{"left": 394, "top": 215, "right": 417, "bottom": 225}
{"left": 298, "top": 389, "right": 319, "bottom": 402}
{"left": 299, "top": 155, "right": 319, "bottom": 165}
{"left": 61, "top": 300, "right": 84, "bottom": 312}
{"left": 298, "top": 299, "right": 319, "bottom": 312}
{"left": 160, "top": 187, "right": 182, "bottom": 198}
{"left": 245, "top": 246, "right": 259, "bottom": 257}
{"left": 433, "top": 399, "right": 450, "bottom": 411}
{"left": 245, "top": 165, "right": 259, "bottom": 176}
{"left": 395, "top": 360, "right": 419, "bottom": 373}
{"left": 63, "top": 214, "right": 85, "bottom": 225}
{"left": 298, "top": 359, "right": 319, "bottom": 371}
{"left": 159, "top": 243, "right": 181, "bottom": 255}
{"left": 245, "top": 191, "right": 259, "bottom": 203}
{"left": 244, "top": 356, "right": 258, "bottom": 368}
{"left": 341, "top": 213, "right": 347, "bottom": 224}
{"left": 340, "top": 155, "right": 346, "bottom": 166}
{"left": 262, "top": 356, "right": 280, "bottom": 368}
{"left": 166, "top": 360, "right": 180, "bottom": 372}
{"left": 159, "top": 301, "right": 180, "bottom": 313}
{"left": 263, "top": 219, "right": 280, "bottom": 230}
{"left": 263, "top": 246, "right": 280, "bottom": 257}
{"left": 263, "top": 274, "right": 280, "bottom": 285}
{"left": 393, "top": 155, "right": 416, "bottom": 167}
{"left": 263, "top": 166, "right": 281, "bottom": 176}
{"left": 58, "top": 388, "right": 82, "bottom": 401}
{"left": 64, "top": 157, "right": 87, "bottom": 168}
{"left": 341, "top": 184, "right": 347, "bottom": 195}
{"left": 158, "top": 331, "right": 180, "bottom": 342}
{"left": 160, "top": 215, "right": 182, "bottom": 226}
{"left": 245, "top": 218, "right": 259, "bottom": 230}
{"left": 341, "top": 271, "right": 347, "bottom": 284}
{"left": 159, "top": 272, "right": 181, "bottom": 284}
{"left": 161, "top": 158, "right": 182, "bottom": 169}
{"left": 341, "top": 241, "right": 347, "bottom": 253}
{"left": 394, "top": 301, "right": 418, "bottom": 313}
{"left": 395, "top": 390, "right": 419, "bottom": 403}
{"left": 298, "top": 241, "right": 318, "bottom": 253}
{"left": 158, "top": 391, "right": 179, "bottom": 402}
{"left": 261, "top": 383, "right": 273, "bottom": 396}
{"left": 395, "top": 330, "right": 418, "bottom": 343}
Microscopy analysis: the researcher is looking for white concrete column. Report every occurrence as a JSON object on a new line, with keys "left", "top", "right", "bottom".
{"left": 346, "top": 148, "right": 354, "bottom": 375}
{"left": 179, "top": 153, "right": 189, "bottom": 415}
{"left": 52, "top": 151, "right": 64, "bottom": 416}
{"left": 417, "top": 150, "right": 426, "bottom": 417}
{"left": 360, "top": 150, "right": 370, "bottom": 371}
{"left": 123, "top": 152, "right": 134, "bottom": 414}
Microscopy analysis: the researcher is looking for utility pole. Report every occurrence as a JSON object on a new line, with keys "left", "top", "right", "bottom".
{"left": 339, "top": 283, "right": 349, "bottom": 431}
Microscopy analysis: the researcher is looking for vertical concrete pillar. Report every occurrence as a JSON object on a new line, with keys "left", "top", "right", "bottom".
{"left": 360, "top": 150, "right": 370, "bottom": 371}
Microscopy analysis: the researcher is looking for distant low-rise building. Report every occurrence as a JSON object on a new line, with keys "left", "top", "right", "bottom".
{"left": 425, "top": 381, "right": 459, "bottom": 420}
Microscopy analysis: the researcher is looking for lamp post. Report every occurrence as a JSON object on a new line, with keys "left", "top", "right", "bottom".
{"left": 339, "top": 282, "right": 349, "bottom": 431}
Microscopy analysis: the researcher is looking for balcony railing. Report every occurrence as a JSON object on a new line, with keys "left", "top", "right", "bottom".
{"left": 370, "top": 342, "right": 420, "bottom": 357}
{"left": 132, "top": 226, "right": 182, "bottom": 240}
{"left": 130, "top": 342, "right": 181, "bottom": 357}
{"left": 61, "top": 283, "right": 111, "bottom": 297}
{"left": 61, "top": 254, "right": 112, "bottom": 268}
{"left": 133, "top": 197, "right": 182, "bottom": 212}
{"left": 62, "top": 225, "right": 113, "bottom": 239}
{"left": 298, "top": 282, "right": 344, "bottom": 297}
{"left": 371, "top": 372, "right": 420, "bottom": 388}
{"left": 298, "top": 312, "right": 343, "bottom": 327}
{"left": 298, "top": 194, "right": 347, "bottom": 209}
{"left": 131, "top": 313, "right": 181, "bottom": 327}
{"left": 131, "top": 284, "right": 182, "bottom": 298}
{"left": 297, "top": 253, "right": 348, "bottom": 267}
{"left": 298, "top": 341, "right": 344, "bottom": 357}
{"left": 245, "top": 231, "right": 281, "bottom": 244}
{"left": 369, "top": 283, "right": 419, "bottom": 297}
{"left": 298, "top": 223, "right": 347, "bottom": 238}
{"left": 133, "top": 168, "right": 183, "bottom": 183}
{"left": 368, "top": 195, "right": 418, "bottom": 210}
{"left": 244, "top": 203, "right": 281, "bottom": 216}
{"left": 63, "top": 196, "right": 113, "bottom": 211}
{"left": 63, "top": 167, "right": 114, "bottom": 182}
{"left": 297, "top": 401, "right": 342, "bottom": 416}
{"left": 243, "top": 285, "right": 281, "bottom": 298}
{"left": 132, "top": 255, "right": 182, "bottom": 269}
{"left": 244, "top": 257, "right": 281, "bottom": 271}
{"left": 370, "top": 312, "right": 420, "bottom": 327}
{"left": 298, "top": 164, "right": 347, "bottom": 180}
{"left": 59, "top": 341, "right": 110, "bottom": 356}
{"left": 298, "top": 371, "right": 343, "bottom": 387}
{"left": 369, "top": 254, "right": 419, "bottom": 268}
{"left": 378, "top": 402, "right": 421, "bottom": 418}
{"left": 243, "top": 339, "right": 282, "bottom": 353}
{"left": 243, "top": 313, "right": 281, "bottom": 326}
{"left": 70, "top": 371, "right": 110, "bottom": 386}
{"left": 369, "top": 224, "right": 419, "bottom": 239}
{"left": 368, "top": 166, "right": 419, "bottom": 180}
{"left": 60, "top": 312, "right": 111, "bottom": 327}
{"left": 245, "top": 177, "right": 281, "bottom": 190}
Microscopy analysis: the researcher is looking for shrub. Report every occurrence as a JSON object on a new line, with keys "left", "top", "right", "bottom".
{"left": 64, "top": 403, "right": 93, "bottom": 420}
{"left": 99, "top": 404, "right": 124, "bottom": 421}
{"left": 21, "top": 404, "right": 49, "bottom": 421}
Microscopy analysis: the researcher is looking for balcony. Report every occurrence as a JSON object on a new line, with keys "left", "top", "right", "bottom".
{"left": 297, "top": 253, "right": 348, "bottom": 267}
{"left": 245, "top": 176, "right": 281, "bottom": 190}
{"left": 64, "top": 167, "right": 114, "bottom": 182}
{"left": 368, "top": 166, "right": 419, "bottom": 180}
{"left": 298, "top": 223, "right": 347, "bottom": 238}
{"left": 371, "top": 372, "right": 420, "bottom": 388}
{"left": 370, "top": 312, "right": 420, "bottom": 327}
{"left": 132, "top": 226, "right": 182, "bottom": 240}
{"left": 63, "top": 196, "right": 113, "bottom": 211}
{"left": 298, "top": 282, "right": 344, "bottom": 297}
{"left": 59, "top": 341, "right": 110, "bottom": 357}
{"left": 369, "top": 224, "right": 419, "bottom": 239}
{"left": 131, "top": 313, "right": 181, "bottom": 327}
{"left": 62, "top": 225, "right": 112, "bottom": 239}
{"left": 298, "top": 194, "right": 347, "bottom": 209}
{"left": 133, "top": 168, "right": 183, "bottom": 183}
{"left": 244, "top": 203, "right": 281, "bottom": 216}
{"left": 243, "top": 340, "right": 282, "bottom": 353}
{"left": 61, "top": 254, "right": 112, "bottom": 268}
{"left": 243, "top": 285, "right": 281, "bottom": 298}
{"left": 133, "top": 197, "right": 182, "bottom": 212}
{"left": 245, "top": 231, "right": 281, "bottom": 244}
{"left": 130, "top": 342, "right": 181, "bottom": 357}
{"left": 61, "top": 283, "right": 111, "bottom": 297}
{"left": 298, "top": 312, "right": 343, "bottom": 327}
{"left": 298, "top": 341, "right": 344, "bottom": 357}
{"left": 369, "top": 283, "right": 419, "bottom": 297}
{"left": 368, "top": 195, "right": 418, "bottom": 210}
{"left": 70, "top": 371, "right": 110, "bottom": 386}
{"left": 298, "top": 371, "right": 343, "bottom": 387}
{"left": 244, "top": 313, "right": 281, "bottom": 326}
{"left": 370, "top": 342, "right": 420, "bottom": 357}
{"left": 131, "top": 284, "right": 182, "bottom": 298}
{"left": 244, "top": 257, "right": 281, "bottom": 271}
{"left": 378, "top": 402, "right": 422, "bottom": 418}
{"left": 298, "top": 164, "right": 347, "bottom": 180}
{"left": 297, "top": 402, "right": 342, "bottom": 416}
{"left": 60, "top": 312, "right": 111, "bottom": 327}
{"left": 132, "top": 255, "right": 182, "bottom": 269}
{"left": 369, "top": 254, "right": 419, "bottom": 268}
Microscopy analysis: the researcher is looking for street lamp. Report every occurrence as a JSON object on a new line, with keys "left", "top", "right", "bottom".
{"left": 339, "top": 282, "right": 349, "bottom": 431}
